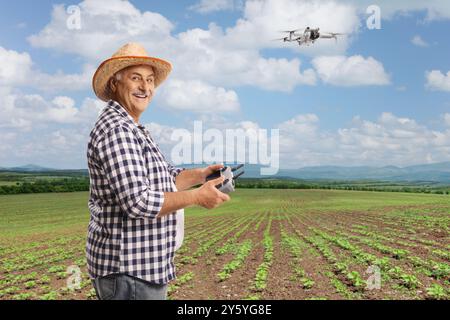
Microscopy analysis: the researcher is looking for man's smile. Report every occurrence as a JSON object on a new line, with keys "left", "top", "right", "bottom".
{"left": 132, "top": 93, "right": 149, "bottom": 99}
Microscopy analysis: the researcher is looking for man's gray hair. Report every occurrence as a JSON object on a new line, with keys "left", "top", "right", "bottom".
{"left": 105, "top": 70, "right": 124, "bottom": 98}
{"left": 114, "top": 70, "right": 123, "bottom": 81}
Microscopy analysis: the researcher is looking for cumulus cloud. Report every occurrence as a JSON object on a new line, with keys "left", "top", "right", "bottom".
{"left": 0, "top": 47, "right": 33, "bottom": 86}
{"left": 28, "top": 1, "right": 319, "bottom": 93}
{"left": 444, "top": 114, "right": 450, "bottom": 126}
{"left": 425, "top": 70, "right": 450, "bottom": 91}
{"left": 0, "top": 88, "right": 106, "bottom": 168}
{"left": 312, "top": 55, "right": 390, "bottom": 86}
{"left": 411, "top": 35, "right": 429, "bottom": 47}
{"left": 0, "top": 46, "right": 93, "bottom": 91}
{"left": 223, "top": 0, "right": 359, "bottom": 55}
{"left": 141, "top": 111, "right": 450, "bottom": 169}
{"left": 28, "top": 0, "right": 174, "bottom": 61}
{"left": 0, "top": 88, "right": 104, "bottom": 131}
{"left": 171, "top": 23, "right": 317, "bottom": 91}
{"left": 4, "top": 0, "right": 449, "bottom": 169}
{"left": 157, "top": 79, "right": 240, "bottom": 113}
{"left": 276, "top": 112, "right": 450, "bottom": 167}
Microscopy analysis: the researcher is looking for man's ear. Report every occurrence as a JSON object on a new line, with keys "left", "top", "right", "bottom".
{"left": 109, "top": 78, "right": 117, "bottom": 93}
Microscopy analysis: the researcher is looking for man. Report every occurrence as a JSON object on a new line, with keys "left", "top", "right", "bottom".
{"left": 87, "top": 43, "right": 230, "bottom": 300}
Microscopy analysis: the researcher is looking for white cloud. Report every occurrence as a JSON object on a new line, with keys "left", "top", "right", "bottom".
{"left": 2, "top": 98, "right": 450, "bottom": 169}
{"left": 444, "top": 113, "right": 450, "bottom": 126}
{"left": 19, "top": 0, "right": 450, "bottom": 95}
{"left": 411, "top": 35, "right": 429, "bottom": 47}
{"left": 0, "top": 89, "right": 105, "bottom": 168}
{"left": 425, "top": 70, "right": 450, "bottom": 91}
{"left": 0, "top": 46, "right": 93, "bottom": 91}
{"left": 0, "top": 88, "right": 104, "bottom": 131}
{"left": 32, "top": 64, "right": 95, "bottom": 92}
{"left": 27, "top": 0, "right": 331, "bottom": 93}
{"left": 189, "top": 0, "right": 239, "bottom": 14}
{"left": 279, "top": 114, "right": 319, "bottom": 139}
{"left": 0, "top": 47, "right": 33, "bottom": 86}
{"left": 223, "top": 0, "right": 359, "bottom": 55}
{"left": 157, "top": 79, "right": 240, "bottom": 113}
{"left": 171, "top": 24, "right": 317, "bottom": 91}
{"left": 276, "top": 112, "right": 450, "bottom": 167}
{"left": 28, "top": 0, "right": 174, "bottom": 61}
{"left": 312, "top": 55, "right": 390, "bottom": 86}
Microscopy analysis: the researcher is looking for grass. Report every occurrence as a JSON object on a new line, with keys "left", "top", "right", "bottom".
{"left": 0, "top": 189, "right": 449, "bottom": 300}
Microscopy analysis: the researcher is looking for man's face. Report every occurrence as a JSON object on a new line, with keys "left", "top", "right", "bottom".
{"left": 112, "top": 65, "right": 155, "bottom": 118}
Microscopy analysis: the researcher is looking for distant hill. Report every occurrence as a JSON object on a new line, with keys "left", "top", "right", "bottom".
{"left": 4, "top": 164, "right": 55, "bottom": 172}
{"left": 175, "top": 162, "right": 450, "bottom": 183}
{"left": 2, "top": 162, "right": 450, "bottom": 183}
{"left": 283, "top": 162, "right": 450, "bottom": 183}
{"left": 0, "top": 165, "right": 88, "bottom": 176}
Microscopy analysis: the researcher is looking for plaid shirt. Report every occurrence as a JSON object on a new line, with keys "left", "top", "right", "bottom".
{"left": 86, "top": 100, "right": 184, "bottom": 284}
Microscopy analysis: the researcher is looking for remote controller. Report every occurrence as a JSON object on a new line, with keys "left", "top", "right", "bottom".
{"left": 205, "top": 164, "right": 245, "bottom": 194}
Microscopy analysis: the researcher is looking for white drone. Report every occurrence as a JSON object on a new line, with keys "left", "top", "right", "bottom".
{"left": 274, "top": 27, "right": 345, "bottom": 46}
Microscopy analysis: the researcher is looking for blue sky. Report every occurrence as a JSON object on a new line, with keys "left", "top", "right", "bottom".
{"left": 1, "top": 0, "right": 450, "bottom": 170}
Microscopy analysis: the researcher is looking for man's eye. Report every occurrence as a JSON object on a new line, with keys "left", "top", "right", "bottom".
{"left": 148, "top": 78, "right": 154, "bottom": 83}
{"left": 132, "top": 77, "right": 140, "bottom": 81}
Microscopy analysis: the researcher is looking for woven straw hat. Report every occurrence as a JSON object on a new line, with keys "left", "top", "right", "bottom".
{"left": 92, "top": 42, "right": 172, "bottom": 101}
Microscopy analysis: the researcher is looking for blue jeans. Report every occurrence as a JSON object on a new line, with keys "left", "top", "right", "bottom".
{"left": 92, "top": 273, "right": 168, "bottom": 300}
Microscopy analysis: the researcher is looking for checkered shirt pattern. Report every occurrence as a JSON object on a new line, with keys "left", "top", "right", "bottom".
{"left": 86, "top": 100, "right": 184, "bottom": 284}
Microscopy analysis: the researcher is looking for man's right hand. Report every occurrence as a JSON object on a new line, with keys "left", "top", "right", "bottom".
{"left": 194, "top": 176, "right": 230, "bottom": 209}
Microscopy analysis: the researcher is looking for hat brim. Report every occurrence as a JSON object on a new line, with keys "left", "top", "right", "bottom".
{"left": 92, "top": 56, "right": 172, "bottom": 102}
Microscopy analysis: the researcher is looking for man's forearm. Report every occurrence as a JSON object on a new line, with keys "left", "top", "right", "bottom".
{"left": 156, "top": 189, "right": 198, "bottom": 218}
{"left": 175, "top": 168, "right": 204, "bottom": 191}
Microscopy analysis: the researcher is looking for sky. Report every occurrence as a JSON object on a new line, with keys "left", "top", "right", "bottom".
{"left": 0, "top": 0, "right": 450, "bottom": 170}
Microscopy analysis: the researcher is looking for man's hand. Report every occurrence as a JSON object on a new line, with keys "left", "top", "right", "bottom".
{"left": 194, "top": 176, "right": 230, "bottom": 209}
{"left": 199, "top": 163, "right": 224, "bottom": 184}
{"left": 175, "top": 163, "right": 224, "bottom": 191}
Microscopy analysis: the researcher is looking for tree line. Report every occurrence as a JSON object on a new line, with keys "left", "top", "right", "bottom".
{"left": 0, "top": 178, "right": 89, "bottom": 195}
{"left": 235, "top": 180, "right": 450, "bottom": 195}
{"left": 0, "top": 177, "right": 448, "bottom": 195}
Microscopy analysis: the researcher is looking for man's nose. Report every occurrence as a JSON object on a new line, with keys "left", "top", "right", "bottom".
{"left": 139, "top": 80, "right": 152, "bottom": 92}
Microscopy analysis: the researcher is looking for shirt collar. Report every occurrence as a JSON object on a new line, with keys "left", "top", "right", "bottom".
{"left": 107, "top": 100, "right": 148, "bottom": 131}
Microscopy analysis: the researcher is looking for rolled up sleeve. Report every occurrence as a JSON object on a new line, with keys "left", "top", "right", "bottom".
{"left": 167, "top": 164, "right": 185, "bottom": 184}
{"left": 97, "top": 125, "right": 164, "bottom": 220}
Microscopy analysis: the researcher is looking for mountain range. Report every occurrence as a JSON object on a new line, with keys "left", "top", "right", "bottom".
{"left": 2, "top": 162, "right": 450, "bottom": 183}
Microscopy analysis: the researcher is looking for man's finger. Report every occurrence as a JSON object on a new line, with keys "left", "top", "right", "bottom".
{"left": 209, "top": 163, "right": 224, "bottom": 171}
{"left": 221, "top": 193, "right": 230, "bottom": 202}
{"left": 210, "top": 176, "right": 225, "bottom": 185}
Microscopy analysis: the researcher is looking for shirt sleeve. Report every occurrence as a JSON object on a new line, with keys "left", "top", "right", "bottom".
{"left": 96, "top": 125, "right": 164, "bottom": 220}
{"left": 166, "top": 163, "right": 186, "bottom": 184}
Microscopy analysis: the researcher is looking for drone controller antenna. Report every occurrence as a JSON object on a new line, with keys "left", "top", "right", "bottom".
{"left": 231, "top": 164, "right": 244, "bottom": 172}
{"left": 215, "top": 179, "right": 229, "bottom": 189}
{"left": 233, "top": 171, "right": 244, "bottom": 180}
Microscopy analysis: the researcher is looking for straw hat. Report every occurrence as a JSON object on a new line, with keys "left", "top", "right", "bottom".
{"left": 92, "top": 43, "right": 172, "bottom": 101}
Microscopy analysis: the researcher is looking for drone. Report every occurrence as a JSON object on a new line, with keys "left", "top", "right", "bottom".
{"left": 206, "top": 164, "right": 244, "bottom": 194}
{"left": 273, "top": 27, "right": 345, "bottom": 46}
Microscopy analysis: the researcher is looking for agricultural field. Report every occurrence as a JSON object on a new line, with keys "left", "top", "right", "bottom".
{"left": 0, "top": 189, "right": 449, "bottom": 300}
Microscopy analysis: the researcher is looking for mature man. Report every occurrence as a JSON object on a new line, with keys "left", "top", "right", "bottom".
{"left": 87, "top": 43, "right": 230, "bottom": 300}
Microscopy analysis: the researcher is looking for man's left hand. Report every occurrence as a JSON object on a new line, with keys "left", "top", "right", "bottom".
{"left": 199, "top": 164, "right": 224, "bottom": 184}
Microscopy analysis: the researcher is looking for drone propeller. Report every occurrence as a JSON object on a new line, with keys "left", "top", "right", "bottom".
{"left": 271, "top": 37, "right": 287, "bottom": 41}
{"left": 322, "top": 32, "right": 346, "bottom": 36}
{"left": 279, "top": 29, "right": 302, "bottom": 33}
